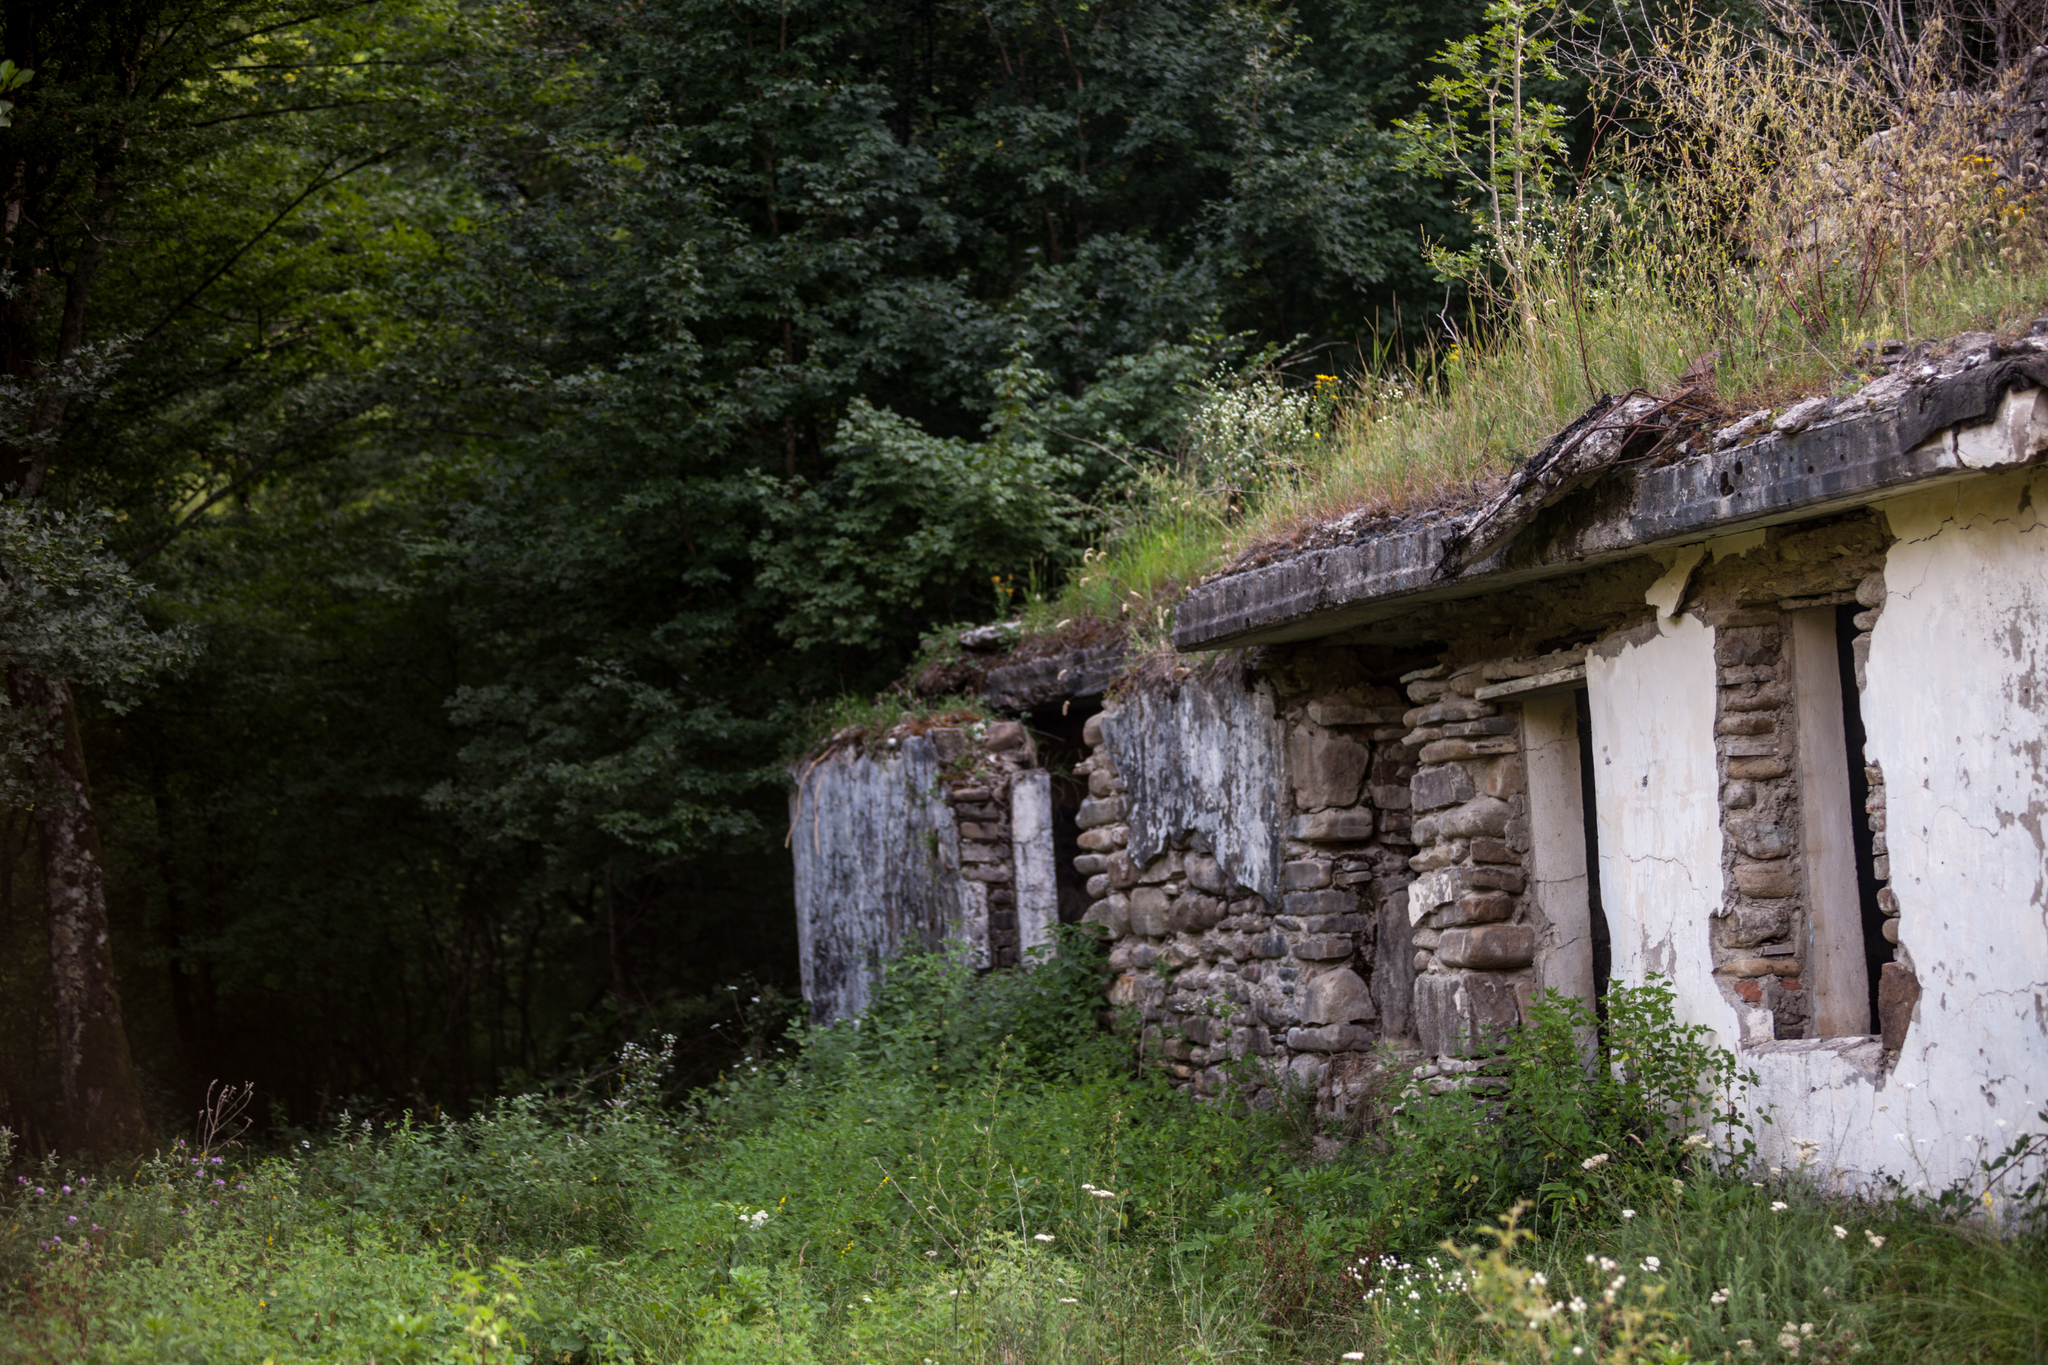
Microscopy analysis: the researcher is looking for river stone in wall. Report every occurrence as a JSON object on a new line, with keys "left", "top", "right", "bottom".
{"left": 1102, "top": 677, "right": 1288, "bottom": 904}
{"left": 791, "top": 736, "right": 961, "bottom": 1023}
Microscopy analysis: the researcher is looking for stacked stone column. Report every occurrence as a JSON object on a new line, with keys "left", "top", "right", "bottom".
{"left": 1849, "top": 571, "right": 1899, "bottom": 955}
{"left": 1402, "top": 660, "right": 1545, "bottom": 1084}
{"left": 933, "top": 719, "right": 1039, "bottom": 969}
{"left": 1709, "top": 610, "right": 1811, "bottom": 1038}
{"left": 1273, "top": 689, "right": 1412, "bottom": 1107}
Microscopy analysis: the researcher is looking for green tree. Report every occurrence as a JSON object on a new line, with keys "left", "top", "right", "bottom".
{"left": 0, "top": 0, "right": 468, "bottom": 1154}
{"left": 2, "top": 0, "right": 1499, "bottom": 1131}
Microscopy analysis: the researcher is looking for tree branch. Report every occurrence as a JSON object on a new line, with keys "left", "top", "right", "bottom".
{"left": 138, "top": 148, "right": 396, "bottom": 344}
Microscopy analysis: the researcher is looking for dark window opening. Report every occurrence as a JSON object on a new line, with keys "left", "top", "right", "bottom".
{"left": 1028, "top": 701, "right": 1102, "bottom": 926}
{"left": 1834, "top": 604, "right": 1890, "bottom": 1031}
{"left": 1574, "top": 686, "right": 1612, "bottom": 1015}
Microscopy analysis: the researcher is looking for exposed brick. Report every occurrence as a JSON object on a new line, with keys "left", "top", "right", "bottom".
{"left": 1734, "top": 863, "right": 1798, "bottom": 898}
{"left": 1437, "top": 924, "right": 1536, "bottom": 969}
{"left": 1282, "top": 859, "right": 1332, "bottom": 890}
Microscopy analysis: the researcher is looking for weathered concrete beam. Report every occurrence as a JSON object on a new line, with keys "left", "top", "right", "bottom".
{"left": 1173, "top": 356, "right": 2048, "bottom": 651}
{"left": 984, "top": 641, "right": 1125, "bottom": 713}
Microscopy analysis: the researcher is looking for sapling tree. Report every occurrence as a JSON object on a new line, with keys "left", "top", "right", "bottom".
{"left": 1394, "top": 0, "right": 1582, "bottom": 329}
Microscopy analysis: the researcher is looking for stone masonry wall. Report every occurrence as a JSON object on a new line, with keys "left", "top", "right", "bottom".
{"left": 1688, "top": 517, "right": 1892, "bottom": 1039}
{"left": 1849, "top": 570, "right": 1900, "bottom": 959}
{"left": 1708, "top": 606, "right": 1812, "bottom": 1037}
{"left": 819, "top": 514, "right": 1918, "bottom": 1088}
{"left": 1074, "top": 668, "right": 1414, "bottom": 1114}
{"left": 1403, "top": 651, "right": 1576, "bottom": 1088}
{"left": 935, "top": 719, "right": 1041, "bottom": 969}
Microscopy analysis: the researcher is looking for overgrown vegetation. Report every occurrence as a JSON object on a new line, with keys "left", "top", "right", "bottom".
{"left": 5, "top": 944, "right": 2045, "bottom": 1362}
{"left": 1021, "top": 0, "right": 2048, "bottom": 634}
{"left": 0, "top": 0, "right": 1506, "bottom": 1142}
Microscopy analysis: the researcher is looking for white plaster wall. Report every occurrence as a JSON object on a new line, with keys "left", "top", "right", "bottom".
{"left": 1522, "top": 691, "right": 1595, "bottom": 1007}
{"left": 1011, "top": 770, "right": 1059, "bottom": 958}
{"left": 1583, "top": 468, "right": 2048, "bottom": 1196}
{"left": 1807, "top": 464, "right": 2048, "bottom": 1194}
{"left": 791, "top": 738, "right": 963, "bottom": 1023}
{"left": 1586, "top": 614, "right": 1735, "bottom": 1037}
{"left": 1104, "top": 677, "right": 1288, "bottom": 901}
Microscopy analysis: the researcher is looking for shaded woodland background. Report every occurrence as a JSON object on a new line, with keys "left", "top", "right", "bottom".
{"left": 0, "top": 0, "right": 1499, "bottom": 1150}
{"left": 14, "top": 0, "right": 2028, "bottom": 1153}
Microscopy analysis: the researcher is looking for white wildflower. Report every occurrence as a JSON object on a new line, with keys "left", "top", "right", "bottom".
{"left": 1771, "top": 1201, "right": 1789, "bottom": 1212}
{"left": 1833, "top": 1225, "right": 1848, "bottom": 1239}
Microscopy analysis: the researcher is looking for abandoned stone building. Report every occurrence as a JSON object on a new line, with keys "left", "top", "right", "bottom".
{"left": 792, "top": 329, "right": 2048, "bottom": 1193}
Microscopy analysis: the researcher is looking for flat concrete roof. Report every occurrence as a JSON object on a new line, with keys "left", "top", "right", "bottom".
{"left": 1172, "top": 349, "right": 2048, "bottom": 651}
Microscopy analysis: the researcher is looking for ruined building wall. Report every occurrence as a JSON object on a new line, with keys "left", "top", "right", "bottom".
{"left": 792, "top": 736, "right": 961, "bottom": 1025}
{"left": 791, "top": 720, "right": 1055, "bottom": 1023}
{"left": 791, "top": 390, "right": 2048, "bottom": 1194}
{"left": 1073, "top": 662, "right": 1415, "bottom": 1110}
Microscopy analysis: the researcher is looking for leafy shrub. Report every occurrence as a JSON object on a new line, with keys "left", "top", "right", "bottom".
{"left": 1356, "top": 977, "right": 1760, "bottom": 1237}
{"left": 7, "top": 959, "right": 2048, "bottom": 1363}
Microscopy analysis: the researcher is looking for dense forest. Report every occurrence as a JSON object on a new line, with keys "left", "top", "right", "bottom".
{"left": 0, "top": 0, "right": 1503, "bottom": 1153}
{"left": 5, "top": 0, "right": 2037, "bottom": 1160}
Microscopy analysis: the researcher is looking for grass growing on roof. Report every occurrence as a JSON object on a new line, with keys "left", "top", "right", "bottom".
{"left": 1024, "top": 4, "right": 2048, "bottom": 638}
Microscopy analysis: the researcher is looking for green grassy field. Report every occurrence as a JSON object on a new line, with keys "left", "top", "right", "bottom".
{"left": 5, "top": 942, "right": 2044, "bottom": 1364}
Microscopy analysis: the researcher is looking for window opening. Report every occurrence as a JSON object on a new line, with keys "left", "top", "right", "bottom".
{"left": 1575, "top": 686, "right": 1612, "bottom": 1013}
{"left": 1788, "top": 606, "right": 1872, "bottom": 1035}
{"left": 1834, "top": 604, "right": 1890, "bottom": 1030}
{"left": 1029, "top": 702, "right": 1101, "bottom": 926}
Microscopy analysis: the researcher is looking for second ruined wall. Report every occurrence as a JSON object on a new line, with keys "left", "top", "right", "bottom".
{"left": 1073, "top": 657, "right": 1417, "bottom": 1109}
{"left": 793, "top": 452, "right": 2048, "bottom": 1194}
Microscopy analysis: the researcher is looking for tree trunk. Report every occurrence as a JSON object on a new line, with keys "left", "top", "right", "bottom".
{"left": 11, "top": 666, "right": 148, "bottom": 1159}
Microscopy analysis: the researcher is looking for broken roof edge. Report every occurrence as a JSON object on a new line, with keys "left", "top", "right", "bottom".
{"left": 1173, "top": 346, "right": 2048, "bottom": 651}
